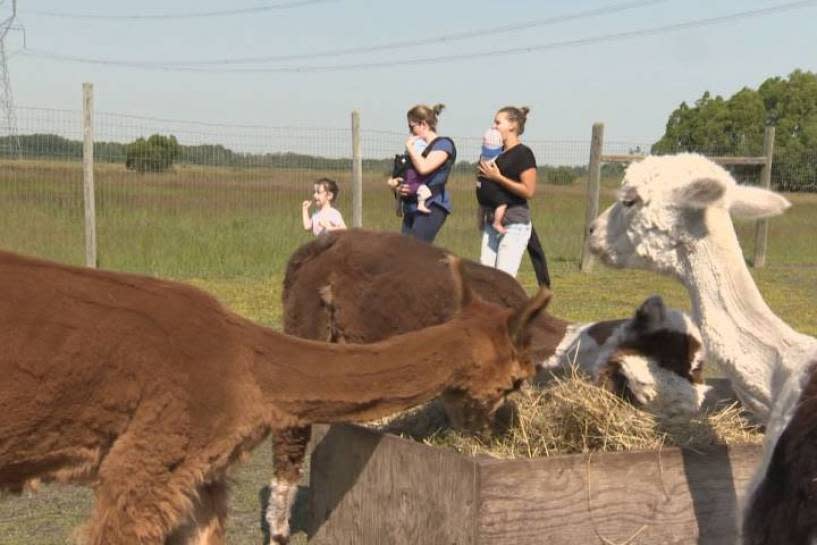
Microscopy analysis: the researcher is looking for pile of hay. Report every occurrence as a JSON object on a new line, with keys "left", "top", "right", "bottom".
{"left": 373, "top": 368, "right": 763, "bottom": 460}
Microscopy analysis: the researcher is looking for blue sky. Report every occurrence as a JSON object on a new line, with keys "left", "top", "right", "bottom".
{"left": 5, "top": 0, "right": 817, "bottom": 145}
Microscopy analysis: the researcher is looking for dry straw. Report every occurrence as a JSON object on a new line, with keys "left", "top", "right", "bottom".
{"left": 373, "top": 367, "right": 763, "bottom": 459}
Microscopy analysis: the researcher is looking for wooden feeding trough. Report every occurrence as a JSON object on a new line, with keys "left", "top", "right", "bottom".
{"left": 306, "top": 411, "right": 763, "bottom": 544}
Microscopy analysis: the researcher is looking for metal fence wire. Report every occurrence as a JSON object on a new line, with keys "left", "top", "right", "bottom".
{"left": 1, "top": 105, "right": 814, "bottom": 278}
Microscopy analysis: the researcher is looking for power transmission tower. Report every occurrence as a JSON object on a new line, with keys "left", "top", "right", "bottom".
{"left": 0, "top": 0, "right": 20, "bottom": 157}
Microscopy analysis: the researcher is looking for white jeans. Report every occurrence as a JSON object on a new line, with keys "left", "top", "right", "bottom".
{"left": 480, "top": 222, "right": 532, "bottom": 278}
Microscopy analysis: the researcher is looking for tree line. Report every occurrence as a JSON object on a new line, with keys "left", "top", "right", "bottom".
{"left": 0, "top": 132, "right": 600, "bottom": 184}
{"left": 0, "top": 133, "right": 367, "bottom": 171}
{"left": 652, "top": 70, "right": 817, "bottom": 191}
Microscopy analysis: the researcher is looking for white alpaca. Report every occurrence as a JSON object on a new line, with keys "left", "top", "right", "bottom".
{"left": 588, "top": 153, "right": 817, "bottom": 544}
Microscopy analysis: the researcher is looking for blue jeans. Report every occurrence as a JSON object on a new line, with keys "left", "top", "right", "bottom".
{"left": 401, "top": 204, "right": 448, "bottom": 243}
{"left": 480, "top": 222, "right": 532, "bottom": 278}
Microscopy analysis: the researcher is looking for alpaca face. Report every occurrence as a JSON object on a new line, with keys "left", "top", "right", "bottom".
{"left": 590, "top": 154, "right": 731, "bottom": 276}
{"left": 598, "top": 351, "right": 711, "bottom": 416}
{"left": 590, "top": 153, "right": 791, "bottom": 278}
{"left": 460, "top": 308, "right": 538, "bottom": 403}
{"left": 618, "top": 295, "right": 705, "bottom": 382}
{"left": 441, "top": 294, "right": 548, "bottom": 431}
{"left": 455, "top": 349, "right": 533, "bottom": 432}
{"left": 595, "top": 295, "right": 711, "bottom": 416}
{"left": 441, "top": 351, "right": 529, "bottom": 432}
{"left": 590, "top": 184, "right": 684, "bottom": 273}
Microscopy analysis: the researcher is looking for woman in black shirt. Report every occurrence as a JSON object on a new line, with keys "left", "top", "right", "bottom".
{"left": 477, "top": 106, "right": 546, "bottom": 280}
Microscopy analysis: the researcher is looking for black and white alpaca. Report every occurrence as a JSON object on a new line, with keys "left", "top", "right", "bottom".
{"left": 588, "top": 153, "right": 817, "bottom": 544}
{"left": 545, "top": 295, "right": 710, "bottom": 416}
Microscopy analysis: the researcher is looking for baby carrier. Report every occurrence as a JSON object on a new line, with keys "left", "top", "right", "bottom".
{"left": 392, "top": 137, "right": 457, "bottom": 216}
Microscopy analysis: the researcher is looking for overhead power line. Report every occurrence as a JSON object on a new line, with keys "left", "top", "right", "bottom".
{"left": 27, "top": 0, "right": 670, "bottom": 66}
{"left": 19, "top": 0, "right": 817, "bottom": 73}
{"left": 27, "top": 0, "right": 336, "bottom": 20}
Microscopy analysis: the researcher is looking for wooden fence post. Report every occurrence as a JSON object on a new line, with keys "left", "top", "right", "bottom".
{"left": 580, "top": 123, "right": 604, "bottom": 272}
{"left": 82, "top": 82, "right": 97, "bottom": 268}
{"left": 753, "top": 126, "right": 775, "bottom": 268}
{"left": 351, "top": 110, "right": 363, "bottom": 228}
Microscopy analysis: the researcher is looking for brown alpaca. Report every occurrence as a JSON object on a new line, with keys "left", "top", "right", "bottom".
{"left": 0, "top": 249, "right": 550, "bottom": 545}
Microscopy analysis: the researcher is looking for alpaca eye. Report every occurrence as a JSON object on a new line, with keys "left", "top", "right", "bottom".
{"left": 621, "top": 198, "right": 637, "bottom": 208}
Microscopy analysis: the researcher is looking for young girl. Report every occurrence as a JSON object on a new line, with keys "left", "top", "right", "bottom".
{"left": 301, "top": 177, "right": 347, "bottom": 236}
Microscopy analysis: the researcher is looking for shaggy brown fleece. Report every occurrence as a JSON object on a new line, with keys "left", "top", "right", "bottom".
{"left": 0, "top": 249, "right": 550, "bottom": 545}
{"left": 283, "top": 229, "right": 569, "bottom": 360}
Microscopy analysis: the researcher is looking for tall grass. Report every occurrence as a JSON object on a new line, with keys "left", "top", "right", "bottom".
{"left": 3, "top": 159, "right": 815, "bottom": 279}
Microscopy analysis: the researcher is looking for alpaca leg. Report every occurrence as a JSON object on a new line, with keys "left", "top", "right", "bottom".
{"left": 85, "top": 470, "right": 199, "bottom": 545}
{"left": 83, "top": 404, "right": 204, "bottom": 545}
{"left": 267, "top": 426, "right": 311, "bottom": 545}
{"left": 166, "top": 479, "right": 229, "bottom": 545}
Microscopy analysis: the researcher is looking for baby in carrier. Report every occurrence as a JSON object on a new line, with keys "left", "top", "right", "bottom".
{"left": 389, "top": 138, "right": 433, "bottom": 214}
{"left": 475, "top": 128, "right": 510, "bottom": 233}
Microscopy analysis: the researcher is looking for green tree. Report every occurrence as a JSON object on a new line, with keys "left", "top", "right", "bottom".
{"left": 652, "top": 70, "right": 817, "bottom": 191}
{"left": 125, "top": 134, "right": 180, "bottom": 173}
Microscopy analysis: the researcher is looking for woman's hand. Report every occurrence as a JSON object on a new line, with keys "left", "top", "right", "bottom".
{"left": 302, "top": 200, "right": 312, "bottom": 210}
{"left": 478, "top": 159, "right": 502, "bottom": 182}
{"left": 387, "top": 177, "right": 411, "bottom": 196}
{"left": 405, "top": 135, "right": 419, "bottom": 151}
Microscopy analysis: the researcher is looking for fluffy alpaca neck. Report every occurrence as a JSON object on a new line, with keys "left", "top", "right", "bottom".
{"left": 246, "top": 318, "right": 480, "bottom": 424}
{"left": 678, "top": 209, "right": 815, "bottom": 422}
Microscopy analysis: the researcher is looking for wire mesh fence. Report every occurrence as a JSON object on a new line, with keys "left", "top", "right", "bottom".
{"left": 1, "top": 105, "right": 815, "bottom": 279}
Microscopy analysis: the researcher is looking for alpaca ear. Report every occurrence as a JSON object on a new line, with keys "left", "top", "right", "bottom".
{"left": 633, "top": 295, "right": 666, "bottom": 332}
{"left": 674, "top": 177, "right": 727, "bottom": 209}
{"left": 508, "top": 287, "right": 553, "bottom": 350}
{"left": 445, "top": 255, "right": 474, "bottom": 312}
{"left": 729, "top": 185, "right": 791, "bottom": 219}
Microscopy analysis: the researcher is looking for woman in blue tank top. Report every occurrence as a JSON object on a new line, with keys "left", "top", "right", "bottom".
{"left": 386, "top": 103, "right": 456, "bottom": 243}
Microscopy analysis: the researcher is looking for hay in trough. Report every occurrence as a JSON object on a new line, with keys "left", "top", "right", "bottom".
{"left": 372, "top": 367, "right": 763, "bottom": 460}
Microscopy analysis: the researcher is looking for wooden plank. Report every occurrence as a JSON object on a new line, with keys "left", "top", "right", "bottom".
{"left": 477, "top": 444, "right": 761, "bottom": 545}
{"left": 81, "top": 82, "right": 97, "bottom": 268}
{"left": 708, "top": 156, "right": 767, "bottom": 166}
{"left": 601, "top": 154, "right": 767, "bottom": 166}
{"left": 600, "top": 154, "right": 645, "bottom": 163}
{"left": 580, "top": 123, "right": 604, "bottom": 273}
{"left": 753, "top": 126, "right": 776, "bottom": 268}
{"left": 351, "top": 110, "right": 363, "bottom": 228}
{"left": 308, "top": 424, "right": 478, "bottom": 545}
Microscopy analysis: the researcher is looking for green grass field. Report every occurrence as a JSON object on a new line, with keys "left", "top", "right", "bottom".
{"left": 1, "top": 158, "right": 816, "bottom": 543}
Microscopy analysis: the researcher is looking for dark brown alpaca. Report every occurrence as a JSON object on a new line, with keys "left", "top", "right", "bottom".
{"left": 283, "top": 229, "right": 569, "bottom": 360}
{"left": 0, "top": 249, "right": 550, "bottom": 545}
